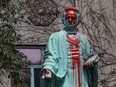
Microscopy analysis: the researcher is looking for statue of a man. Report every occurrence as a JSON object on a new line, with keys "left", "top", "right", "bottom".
{"left": 40, "top": 6, "right": 99, "bottom": 87}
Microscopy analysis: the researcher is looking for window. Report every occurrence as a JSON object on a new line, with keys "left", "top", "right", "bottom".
{"left": 14, "top": 44, "right": 46, "bottom": 87}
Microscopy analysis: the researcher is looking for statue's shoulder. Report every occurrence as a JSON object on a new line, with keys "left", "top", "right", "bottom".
{"left": 49, "top": 31, "right": 59, "bottom": 37}
{"left": 49, "top": 30, "right": 63, "bottom": 40}
{"left": 85, "top": 35, "right": 93, "bottom": 45}
{"left": 78, "top": 33, "right": 93, "bottom": 45}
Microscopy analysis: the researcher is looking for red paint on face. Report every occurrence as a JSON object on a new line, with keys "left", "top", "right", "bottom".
{"left": 66, "top": 9, "right": 77, "bottom": 24}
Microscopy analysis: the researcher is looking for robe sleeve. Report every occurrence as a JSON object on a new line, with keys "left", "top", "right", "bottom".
{"left": 42, "top": 33, "right": 59, "bottom": 74}
{"left": 84, "top": 36, "right": 100, "bottom": 87}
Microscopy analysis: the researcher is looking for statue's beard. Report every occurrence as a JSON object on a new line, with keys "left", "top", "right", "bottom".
{"left": 68, "top": 24, "right": 76, "bottom": 29}
{"left": 66, "top": 23, "right": 78, "bottom": 30}
{"left": 64, "top": 19, "right": 78, "bottom": 30}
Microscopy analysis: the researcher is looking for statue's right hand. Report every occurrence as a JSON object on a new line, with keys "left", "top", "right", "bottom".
{"left": 42, "top": 69, "right": 52, "bottom": 79}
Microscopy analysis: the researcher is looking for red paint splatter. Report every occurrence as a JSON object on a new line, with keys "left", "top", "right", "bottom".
{"left": 67, "top": 34, "right": 81, "bottom": 87}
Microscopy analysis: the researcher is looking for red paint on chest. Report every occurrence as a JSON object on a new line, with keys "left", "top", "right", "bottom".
{"left": 67, "top": 34, "right": 81, "bottom": 87}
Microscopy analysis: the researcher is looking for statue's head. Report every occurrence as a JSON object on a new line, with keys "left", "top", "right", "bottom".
{"left": 62, "top": 6, "right": 81, "bottom": 29}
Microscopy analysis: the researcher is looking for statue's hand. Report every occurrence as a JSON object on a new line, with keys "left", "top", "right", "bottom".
{"left": 42, "top": 69, "right": 52, "bottom": 79}
{"left": 83, "top": 61, "right": 93, "bottom": 68}
{"left": 83, "top": 55, "right": 97, "bottom": 68}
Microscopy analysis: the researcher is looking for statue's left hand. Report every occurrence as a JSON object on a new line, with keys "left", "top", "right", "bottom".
{"left": 83, "top": 61, "right": 93, "bottom": 68}
{"left": 83, "top": 55, "right": 97, "bottom": 68}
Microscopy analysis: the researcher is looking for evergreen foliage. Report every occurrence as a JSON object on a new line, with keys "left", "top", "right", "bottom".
{"left": 0, "top": 0, "right": 30, "bottom": 87}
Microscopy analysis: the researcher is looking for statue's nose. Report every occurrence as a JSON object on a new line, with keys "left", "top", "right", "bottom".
{"left": 69, "top": 18, "right": 72, "bottom": 23}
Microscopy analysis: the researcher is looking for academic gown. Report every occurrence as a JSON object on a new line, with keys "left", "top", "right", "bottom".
{"left": 40, "top": 28, "right": 99, "bottom": 87}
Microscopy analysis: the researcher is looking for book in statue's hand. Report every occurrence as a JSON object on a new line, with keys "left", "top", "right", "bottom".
{"left": 83, "top": 55, "right": 98, "bottom": 66}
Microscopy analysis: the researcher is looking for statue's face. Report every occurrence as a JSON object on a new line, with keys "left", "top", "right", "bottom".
{"left": 66, "top": 10, "right": 77, "bottom": 25}
{"left": 65, "top": 9, "right": 78, "bottom": 29}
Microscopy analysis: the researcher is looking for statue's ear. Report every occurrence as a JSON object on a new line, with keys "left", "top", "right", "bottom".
{"left": 61, "top": 11, "right": 66, "bottom": 25}
{"left": 77, "top": 10, "right": 81, "bottom": 24}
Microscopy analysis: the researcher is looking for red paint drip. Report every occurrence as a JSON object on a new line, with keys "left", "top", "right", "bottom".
{"left": 67, "top": 34, "right": 81, "bottom": 87}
